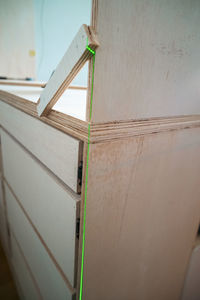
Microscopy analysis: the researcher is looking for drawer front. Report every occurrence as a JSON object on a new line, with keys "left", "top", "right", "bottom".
{"left": 10, "top": 232, "right": 40, "bottom": 300}
{"left": 1, "top": 130, "right": 79, "bottom": 286}
{"left": 0, "top": 101, "right": 82, "bottom": 192}
{"left": 6, "top": 185, "right": 75, "bottom": 300}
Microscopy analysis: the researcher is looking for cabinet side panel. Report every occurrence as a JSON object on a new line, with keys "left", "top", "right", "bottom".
{"left": 82, "top": 128, "right": 200, "bottom": 300}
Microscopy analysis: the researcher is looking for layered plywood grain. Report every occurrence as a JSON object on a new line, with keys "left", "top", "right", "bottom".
{"left": 0, "top": 90, "right": 89, "bottom": 142}
{"left": 1, "top": 130, "right": 79, "bottom": 287}
{"left": 91, "top": 0, "right": 200, "bottom": 122}
{"left": 82, "top": 127, "right": 200, "bottom": 300}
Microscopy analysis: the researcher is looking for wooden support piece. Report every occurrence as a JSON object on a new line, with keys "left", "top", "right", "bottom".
{"left": 37, "top": 24, "right": 99, "bottom": 117}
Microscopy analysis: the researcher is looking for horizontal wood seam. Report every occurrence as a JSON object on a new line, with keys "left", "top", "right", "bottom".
{"left": 0, "top": 93, "right": 200, "bottom": 143}
{"left": 0, "top": 90, "right": 88, "bottom": 142}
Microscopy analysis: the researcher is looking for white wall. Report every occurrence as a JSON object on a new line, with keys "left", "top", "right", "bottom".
{"left": 34, "top": 0, "right": 92, "bottom": 85}
{"left": 0, "top": 0, "right": 35, "bottom": 79}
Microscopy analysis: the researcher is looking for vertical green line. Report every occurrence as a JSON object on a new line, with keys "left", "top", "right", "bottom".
{"left": 79, "top": 46, "right": 95, "bottom": 300}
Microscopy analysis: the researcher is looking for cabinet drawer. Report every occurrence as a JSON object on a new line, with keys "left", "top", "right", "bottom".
{"left": 1, "top": 130, "right": 79, "bottom": 286}
{"left": 10, "top": 232, "right": 40, "bottom": 300}
{"left": 0, "top": 101, "right": 82, "bottom": 192}
{"left": 6, "top": 186, "right": 75, "bottom": 300}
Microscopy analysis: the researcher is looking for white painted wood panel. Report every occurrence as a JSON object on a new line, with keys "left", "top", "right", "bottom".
{"left": 1, "top": 130, "right": 79, "bottom": 286}
{"left": 10, "top": 233, "right": 40, "bottom": 300}
{"left": 6, "top": 186, "right": 74, "bottom": 300}
{"left": 0, "top": 100, "right": 81, "bottom": 192}
{"left": 92, "top": 0, "right": 200, "bottom": 122}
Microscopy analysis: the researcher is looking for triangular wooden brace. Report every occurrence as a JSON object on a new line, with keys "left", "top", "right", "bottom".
{"left": 37, "top": 24, "right": 99, "bottom": 116}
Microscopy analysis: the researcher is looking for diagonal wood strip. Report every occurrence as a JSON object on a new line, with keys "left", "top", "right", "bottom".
{"left": 37, "top": 24, "right": 99, "bottom": 117}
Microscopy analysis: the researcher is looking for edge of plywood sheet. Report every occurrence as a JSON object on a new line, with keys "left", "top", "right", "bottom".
{"left": 37, "top": 24, "right": 99, "bottom": 116}
{"left": 0, "top": 92, "right": 200, "bottom": 144}
{"left": 90, "top": 116, "right": 200, "bottom": 143}
{"left": 0, "top": 90, "right": 89, "bottom": 142}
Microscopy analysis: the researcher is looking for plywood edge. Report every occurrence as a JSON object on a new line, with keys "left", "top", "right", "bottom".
{"left": 1, "top": 91, "right": 200, "bottom": 144}
{"left": 89, "top": 116, "right": 200, "bottom": 143}
{"left": 0, "top": 90, "right": 89, "bottom": 142}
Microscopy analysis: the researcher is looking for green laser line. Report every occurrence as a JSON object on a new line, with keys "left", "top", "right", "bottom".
{"left": 86, "top": 46, "right": 95, "bottom": 55}
{"left": 79, "top": 41, "right": 95, "bottom": 300}
{"left": 86, "top": 36, "right": 96, "bottom": 55}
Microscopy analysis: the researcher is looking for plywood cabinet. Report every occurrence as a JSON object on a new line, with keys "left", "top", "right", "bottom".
{"left": 0, "top": 1, "right": 200, "bottom": 299}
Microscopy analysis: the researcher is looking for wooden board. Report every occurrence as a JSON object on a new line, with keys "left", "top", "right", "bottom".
{"left": 37, "top": 25, "right": 98, "bottom": 116}
{"left": 81, "top": 127, "right": 200, "bottom": 300}
{"left": 0, "top": 100, "right": 82, "bottom": 192}
{"left": 91, "top": 0, "right": 200, "bottom": 122}
{"left": 5, "top": 185, "right": 75, "bottom": 300}
{"left": 182, "top": 241, "right": 200, "bottom": 300}
{"left": 10, "top": 232, "right": 41, "bottom": 300}
{"left": 1, "top": 130, "right": 80, "bottom": 287}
